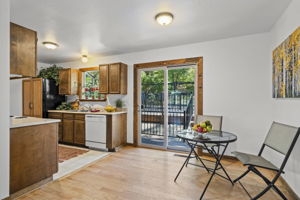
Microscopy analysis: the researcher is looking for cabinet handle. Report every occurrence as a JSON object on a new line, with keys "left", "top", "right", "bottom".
{"left": 29, "top": 102, "right": 33, "bottom": 109}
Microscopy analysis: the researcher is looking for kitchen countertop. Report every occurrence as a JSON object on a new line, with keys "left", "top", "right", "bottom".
{"left": 48, "top": 110, "right": 127, "bottom": 115}
{"left": 10, "top": 117, "right": 61, "bottom": 129}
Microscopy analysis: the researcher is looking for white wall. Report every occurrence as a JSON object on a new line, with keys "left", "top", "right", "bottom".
{"left": 268, "top": 0, "right": 300, "bottom": 195}
{"left": 58, "top": 32, "right": 272, "bottom": 155}
{"left": 0, "top": 0, "right": 10, "bottom": 198}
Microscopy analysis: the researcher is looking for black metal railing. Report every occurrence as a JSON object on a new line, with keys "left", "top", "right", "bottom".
{"left": 141, "top": 82, "right": 194, "bottom": 137}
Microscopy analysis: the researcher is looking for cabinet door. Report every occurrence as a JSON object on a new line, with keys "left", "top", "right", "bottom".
{"left": 74, "top": 119, "right": 85, "bottom": 145}
{"left": 59, "top": 69, "right": 70, "bottom": 95}
{"left": 109, "top": 63, "right": 121, "bottom": 94}
{"left": 48, "top": 113, "right": 63, "bottom": 142}
{"left": 63, "top": 119, "right": 74, "bottom": 143}
{"left": 120, "top": 63, "right": 128, "bottom": 94}
{"left": 22, "top": 80, "right": 32, "bottom": 116}
{"left": 70, "top": 69, "right": 78, "bottom": 95}
{"left": 32, "top": 79, "right": 43, "bottom": 118}
{"left": 10, "top": 23, "right": 37, "bottom": 77}
{"left": 99, "top": 65, "right": 109, "bottom": 94}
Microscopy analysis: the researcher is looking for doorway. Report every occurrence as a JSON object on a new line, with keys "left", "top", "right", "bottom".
{"left": 134, "top": 57, "right": 203, "bottom": 151}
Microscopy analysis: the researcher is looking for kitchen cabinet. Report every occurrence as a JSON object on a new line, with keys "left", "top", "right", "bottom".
{"left": 59, "top": 68, "right": 79, "bottom": 95}
{"left": 10, "top": 122, "right": 58, "bottom": 195}
{"left": 50, "top": 113, "right": 85, "bottom": 145}
{"left": 62, "top": 118, "right": 74, "bottom": 143}
{"left": 48, "top": 111, "right": 127, "bottom": 151}
{"left": 48, "top": 112, "right": 63, "bottom": 142}
{"left": 23, "top": 78, "right": 42, "bottom": 118}
{"left": 108, "top": 63, "right": 127, "bottom": 94}
{"left": 99, "top": 64, "right": 109, "bottom": 93}
{"left": 74, "top": 119, "right": 85, "bottom": 145}
{"left": 10, "top": 23, "right": 37, "bottom": 77}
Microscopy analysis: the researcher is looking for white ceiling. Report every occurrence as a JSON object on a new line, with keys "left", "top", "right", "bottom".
{"left": 10, "top": 0, "right": 291, "bottom": 64}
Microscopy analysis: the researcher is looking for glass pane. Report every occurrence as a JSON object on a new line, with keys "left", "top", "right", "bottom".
{"left": 167, "top": 67, "right": 195, "bottom": 150}
{"left": 140, "top": 70, "right": 165, "bottom": 147}
{"left": 81, "top": 70, "right": 100, "bottom": 100}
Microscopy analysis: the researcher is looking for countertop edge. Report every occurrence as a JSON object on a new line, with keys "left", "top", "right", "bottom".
{"left": 10, "top": 119, "right": 61, "bottom": 129}
{"left": 48, "top": 110, "right": 127, "bottom": 115}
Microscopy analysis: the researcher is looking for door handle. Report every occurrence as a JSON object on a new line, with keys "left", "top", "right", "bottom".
{"left": 29, "top": 102, "right": 33, "bottom": 109}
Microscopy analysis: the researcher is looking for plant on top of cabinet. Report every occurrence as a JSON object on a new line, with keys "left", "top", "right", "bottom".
{"left": 38, "top": 64, "right": 63, "bottom": 85}
{"left": 59, "top": 68, "right": 79, "bottom": 95}
{"left": 10, "top": 23, "right": 37, "bottom": 77}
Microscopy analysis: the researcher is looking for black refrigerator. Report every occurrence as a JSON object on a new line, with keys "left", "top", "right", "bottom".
{"left": 42, "top": 79, "right": 65, "bottom": 118}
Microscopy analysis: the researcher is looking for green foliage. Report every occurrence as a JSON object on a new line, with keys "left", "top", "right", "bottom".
{"left": 141, "top": 68, "right": 195, "bottom": 94}
{"left": 115, "top": 99, "right": 124, "bottom": 108}
{"left": 38, "top": 64, "right": 63, "bottom": 85}
{"left": 56, "top": 102, "right": 72, "bottom": 110}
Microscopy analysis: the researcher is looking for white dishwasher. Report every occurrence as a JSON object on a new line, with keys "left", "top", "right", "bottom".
{"left": 85, "top": 115, "right": 107, "bottom": 150}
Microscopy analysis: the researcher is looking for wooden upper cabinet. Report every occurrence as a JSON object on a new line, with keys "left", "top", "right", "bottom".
{"left": 59, "top": 68, "right": 78, "bottom": 95}
{"left": 22, "top": 78, "right": 42, "bottom": 118}
{"left": 10, "top": 23, "right": 37, "bottom": 77}
{"left": 99, "top": 64, "right": 109, "bottom": 94}
{"left": 108, "top": 63, "right": 127, "bottom": 94}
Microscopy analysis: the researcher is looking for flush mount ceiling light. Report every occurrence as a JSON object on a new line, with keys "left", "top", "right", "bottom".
{"left": 81, "top": 55, "right": 88, "bottom": 63}
{"left": 42, "top": 41, "right": 59, "bottom": 50}
{"left": 155, "top": 12, "right": 174, "bottom": 26}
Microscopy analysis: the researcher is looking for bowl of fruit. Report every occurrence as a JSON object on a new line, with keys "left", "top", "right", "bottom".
{"left": 192, "top": 120, "right": 213, "bottom": 134}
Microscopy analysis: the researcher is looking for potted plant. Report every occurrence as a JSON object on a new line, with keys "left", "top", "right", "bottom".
{"left": 38, "top": 64, "right": 63, "bottom": 85}
{"left": 115, "top": 99, "right": 124, "bottom": 111}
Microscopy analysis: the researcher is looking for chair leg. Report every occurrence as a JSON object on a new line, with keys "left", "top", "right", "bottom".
{"left": 251, "top": 185, "right": 272, "bottom": 200}
{"left": 233, "top": 169, "right": 250, "bottom": 183}
{"left": 272, "top": 185, "right": 288, "bottom": 200}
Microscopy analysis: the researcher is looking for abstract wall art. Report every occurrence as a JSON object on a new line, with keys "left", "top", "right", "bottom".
{"left": 273, "top": 27, "right": 300, "bottom": 98}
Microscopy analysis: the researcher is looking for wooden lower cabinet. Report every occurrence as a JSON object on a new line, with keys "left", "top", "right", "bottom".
{"left": 63, "top": 119, "right": 74, "bottom": 143}
{"left": 10, "top": 123, "right": 58, "bottom": 194}
{"left": 107, "top": 113, "right": 127, "bottom": 151}
{"left": 48, "top": 113, "right": 63, "bottom": 142}
{"left": 74, "top": 119, "right": 85, "bottom": 145}
{"left": 48, "top": 112, "right": 127, "bottom": 150}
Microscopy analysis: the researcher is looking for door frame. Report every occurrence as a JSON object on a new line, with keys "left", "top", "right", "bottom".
{"left": 133, "top": 57, "right": 203, "bottom": 146}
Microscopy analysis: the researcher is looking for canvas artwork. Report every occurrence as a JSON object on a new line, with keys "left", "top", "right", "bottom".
{"left": 273, "top": 27, "right": 300, "bottom": 98}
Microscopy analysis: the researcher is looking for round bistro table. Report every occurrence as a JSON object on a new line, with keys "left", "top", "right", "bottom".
{"left": 174, "top": 130, "right": 237, "bottom": 200}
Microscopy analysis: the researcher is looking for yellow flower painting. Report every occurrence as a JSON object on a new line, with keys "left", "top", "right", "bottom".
{"left": 273, "top": 27, "right": 300, "bottom": 98}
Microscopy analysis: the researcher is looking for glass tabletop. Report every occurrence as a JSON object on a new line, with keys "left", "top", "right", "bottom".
{"left": 177, "top": 130, "right": 237, "bottom": 144}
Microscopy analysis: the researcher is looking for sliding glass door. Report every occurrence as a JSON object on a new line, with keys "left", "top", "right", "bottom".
{"left": 138, "top": 65, "right": 195, "bottom": 150}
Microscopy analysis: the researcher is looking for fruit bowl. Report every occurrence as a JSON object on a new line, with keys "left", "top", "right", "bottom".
{"left": 104, "top": 105, "right": 116, "bottom": 112}
{"left": 192, "top": 120, "right": 213, "bottom": 134}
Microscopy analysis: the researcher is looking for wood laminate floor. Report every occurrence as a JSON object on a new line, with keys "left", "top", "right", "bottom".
{"left": 17, "top": 146, "right": 295, "bottom": 200}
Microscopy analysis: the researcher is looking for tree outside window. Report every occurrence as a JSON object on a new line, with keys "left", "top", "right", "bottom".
{"left": 81, "top": 70, "right": 100, "bottom": 99}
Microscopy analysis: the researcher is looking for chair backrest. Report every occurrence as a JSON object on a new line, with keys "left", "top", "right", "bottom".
{"left": 195, "top": 115, "right": 223, "bottom": 131}
{"left": 264, "top": 122, "right": 300, "bottom": 155}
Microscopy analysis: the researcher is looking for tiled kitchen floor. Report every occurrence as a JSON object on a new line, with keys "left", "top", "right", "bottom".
{"left": 54, "top": 145, "right": 110, "bottom": 180}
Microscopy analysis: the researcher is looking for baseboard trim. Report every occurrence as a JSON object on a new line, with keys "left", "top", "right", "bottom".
{"left": 6, "top": 176, "right": 52, "bottom": 200}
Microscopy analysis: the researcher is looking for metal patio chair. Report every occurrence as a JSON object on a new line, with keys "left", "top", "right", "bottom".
{"left": 186, "top": 115, "right": 223, "bottom": 169}
{"left": 232, "top": 122, "right": 300, "bottom": 200}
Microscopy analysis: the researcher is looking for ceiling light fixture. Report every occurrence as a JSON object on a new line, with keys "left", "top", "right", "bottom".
{"left": 81, "top": 55, "right": 88, "bottom": 63}
{"left": 42, "top": 41, "right": 59, "bottom": 50}
{"left": 155, "top": 12, "right": 174, "bottom": 26}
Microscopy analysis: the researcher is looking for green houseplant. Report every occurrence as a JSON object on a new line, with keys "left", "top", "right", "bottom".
{"left": 38, "top": 64, "right": 63, "bottom": 85}
{"left": 115, "top": 99, "right": 124, "bottom": 108}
